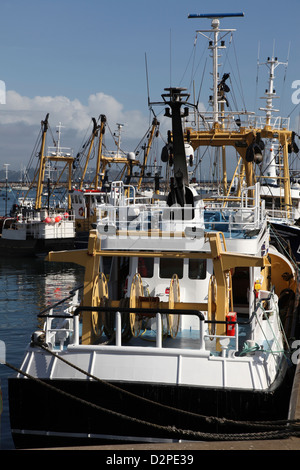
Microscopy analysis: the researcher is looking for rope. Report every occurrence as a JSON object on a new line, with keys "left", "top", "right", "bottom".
{"left": 253, "top": 296, "right": 286, "bottom": 358}
{"left": 38, "top": 344, "right": 298, "bottom": 432}
{"left": 5, "top": 357, "right": 300, "bottom": 441}
{"left": 4, "top": 341, "right": 300, "bottom": 441}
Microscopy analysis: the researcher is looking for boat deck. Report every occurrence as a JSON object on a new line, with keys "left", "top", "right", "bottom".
{"left": 93, "top": 318, "right": 250, "bottom": 357}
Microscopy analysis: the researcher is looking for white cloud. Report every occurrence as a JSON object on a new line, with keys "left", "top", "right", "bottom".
{"left": 0, "top": 89, "right": 207, "bottom": 170}
{"left": 0, "top": 90, "right": 149, "bottom": 139}
{"left": 0, "top": 90, "right": 155, "bottom": 169}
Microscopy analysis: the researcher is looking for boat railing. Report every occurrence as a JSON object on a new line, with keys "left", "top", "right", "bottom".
{"left": 37, "top": 288, "right": 282, "bottom": 358}
{"left": 185, "top": 111, "right": 254, "bottom": 132}
{"left": 2, "top": 218, "right": 17, "bottom": 230}
{"left": 97, "top": 188, "right": 265, "bottom": 238}
{"left": 265, "top": 207, "right": 296, "bottom": 223}
{"left": 14, "top": 209, "right": 75, "bottom": 225}
{"left": 249, "top": 290, "right": 283, "bottom": 356}
{"left": 39, "top": 304, "right": 240, "bottom": 356}
{"left": 38, "top": 286, "right": 82, "bottom": 350}
{"left": 185, "top": 113, "right": 290, "bottom": 132}
{"left": 69, "top": 305, "right": 241, "bottom": 354}
{"left": 247, "top": 115, "right": 290, "bottom": 130}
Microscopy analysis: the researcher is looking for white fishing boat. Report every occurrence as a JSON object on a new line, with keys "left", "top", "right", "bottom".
{"left": 249, "top": 55, "right": 300, "bottom": 262}
{"left": 0, "top": 115, "right": 76, "bottom": 256}
{"left": 71, "top": 116, "right": 160, "bottom": 247}
{"left": 179, "top": 15, "right": 300, "bottom": 264}
{"left": 0, "top": 209, "right": 75, "bottom": 257}
{"left": 7, "top": 14, "right": 300, "bottom": 448}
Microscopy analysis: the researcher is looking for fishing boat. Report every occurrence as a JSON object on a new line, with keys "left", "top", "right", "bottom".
{"left": 180, "top": 15, "right": 300, "bottom": 265}
{"left": 250, "top": 55, "right": 300, "bottom": 263}
{"left": 71, "top": 115, "right": 161, "bottom": 247}
{"left": 7, "top": 14, "right": 300, "bottom": 448}
{"left": 0, "top": 115, "right": 76, "bottom": 256}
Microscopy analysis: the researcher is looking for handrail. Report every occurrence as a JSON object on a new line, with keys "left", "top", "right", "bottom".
{"left": 72, "top": 305, "right": 205, "bottom": 320}
{"left": 2, "top": 217, "right": 16, "bottom": 229}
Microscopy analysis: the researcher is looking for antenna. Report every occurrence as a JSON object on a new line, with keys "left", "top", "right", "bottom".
{"left": 169, "top": 29, "right": 172, "bottom": 89}
{"left": 145, "top": 53, "right": 151, "bottom": 107}
{"left": 188, "top": 12, "right": 244, "bottom": 124}
{"left": 258, "top": 55, "right": 288, "bottom": 125}
{"left": 145, "top": 53, "right": 157, "bottom": 118}
{"left": 188, "top": 13, "right": 244, "bottom": 19}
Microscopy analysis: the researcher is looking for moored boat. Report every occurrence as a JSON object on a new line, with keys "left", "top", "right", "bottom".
{"left": 71, "top": 116, "right": 161, "bottom": 247}
{"left": 0, "top": 115, "right": 76, "bottom": 256}
{"left": 251, "top": 55, "right": 300, "bottom": 263}
{"left": 6, "top": 13, "right": 300, "bottom": 448}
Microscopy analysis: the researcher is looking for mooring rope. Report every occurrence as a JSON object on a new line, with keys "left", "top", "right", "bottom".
{"left": 4, "top": 341, "right": 300, "bottom": 441}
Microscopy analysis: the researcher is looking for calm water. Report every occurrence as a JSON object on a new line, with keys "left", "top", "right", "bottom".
{"left": 0, "top": 191, "right": 84, "bottom": 449}
{"left": 0, "top": 256, "right": 84, "bottom": 449}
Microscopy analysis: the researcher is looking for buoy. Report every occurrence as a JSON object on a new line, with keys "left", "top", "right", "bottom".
{"left": 63, "top": 212, "right": 69, "bottom": 219}
{"left": 254, "top": 277, "right": 262, "bottom": 298}
{"left": 45, "top": 217, "right": 52, "bottom": 224}
{"left": 226, "top": 312, "right": 237, "bottom": 336}
{"left": 254, "top": 278, "right": 262, "bottom": 290}
{"left": 55, "top": 215, "right": 62, "bottom": 223}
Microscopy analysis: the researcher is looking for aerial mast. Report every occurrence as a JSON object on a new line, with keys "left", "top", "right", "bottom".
{"left": 35, "top": 114, "right": 49, "bottom": 210}
{"left": 188, "top": 12, "right": 244, "bottom": 126}
{"left": 258, "top": 56, "right": 288, "bottom": 127}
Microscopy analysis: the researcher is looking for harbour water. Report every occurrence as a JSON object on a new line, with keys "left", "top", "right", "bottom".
{"left": 0, "top": 192, "right": 84, "bottom": 449}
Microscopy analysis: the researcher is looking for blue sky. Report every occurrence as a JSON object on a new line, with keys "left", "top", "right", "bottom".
{"left": 0, "top": 0, "right": 299, "bottom": 174}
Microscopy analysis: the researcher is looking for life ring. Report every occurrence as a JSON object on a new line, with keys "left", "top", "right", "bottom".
{"left": 78, "top": 207, "right": 84, "bottom": 217}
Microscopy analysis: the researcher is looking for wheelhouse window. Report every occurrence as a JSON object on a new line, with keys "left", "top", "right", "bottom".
{"left": 138, "top": 257, "right": 154, "bottom": 278}
{"left": 188, "top": 259, "right": 206, "bottom": 279}
{"left": 159, "top": 258, "right": 183, "bottom": 279}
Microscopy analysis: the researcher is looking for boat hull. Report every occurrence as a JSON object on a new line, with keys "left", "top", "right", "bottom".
{"left": 8, "top": 365, "right": 294, "bottom": 449}
{"left": 270, "top": 222, "right": 300, "bottom": 263}
{"left": 0, "top": 237, "right": 76, "bottom": 257}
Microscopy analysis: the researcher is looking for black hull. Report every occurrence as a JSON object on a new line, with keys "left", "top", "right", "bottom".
{"left": 270, "top": 222, "right": 300, "bottom": 263}
{"left": 0, "top": 237, "right": 76, "bottom": 257}
{"left": 74, "top": 231, "right": 89, "bottom": 249}
{"left": 8, "top": 365, "right": 295, "bottom": 449}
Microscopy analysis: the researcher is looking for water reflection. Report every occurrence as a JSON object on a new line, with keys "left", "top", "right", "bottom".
{"left": 0, "top": 256, "right": 84, "bottom": 449}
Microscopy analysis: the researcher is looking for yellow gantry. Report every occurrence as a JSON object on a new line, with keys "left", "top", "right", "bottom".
{"left": 186, "top": 124, "right": 293, "bottom": 212}
{"left": 46, "top": 229, "right": 275, "bottom": 344}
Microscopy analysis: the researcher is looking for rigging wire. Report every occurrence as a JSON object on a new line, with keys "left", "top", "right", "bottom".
{"left": 279, "top": 42, "right": 290, "bottom": 116}
{"left": 179, "top": 34, "right": 198, "bottom": 88}
{"left": 224, "top": 37, "right": 247, "bottom": 111}
{"left": 254, "top": 42, "right": 261, "bottom": 112}
{"left": 24, "top": 127, "right": 43, "bottom": 180}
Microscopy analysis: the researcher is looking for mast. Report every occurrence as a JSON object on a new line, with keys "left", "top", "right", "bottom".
{"left": 3, "top": 163, "right": 9, "bottom": 216}
{"left": 95, "top": 115, "right": 107, "bottom": 189}
{"left": 258, "top": 55, "right": 292, "bottom": 212}
{"left": 35, "top": 113, "right": 49, "bottom": 210}
{"left": 162, "top": 87, "right": 190, "bottom": 187}
{"left": 188, "top": 12, "right": 244, "bottom": 126}
{"left": 258, "top": 56, "right": 287, "bottom": 126}
{"left": 137, "top": 117, "right": 159, "bottom": 191}
{"left": 79, "top": 117, "right": 100, "bottom": 190}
